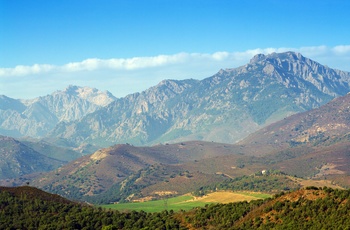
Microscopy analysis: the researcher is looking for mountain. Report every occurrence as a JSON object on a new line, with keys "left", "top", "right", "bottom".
{"left": 32, "top": 92, "right": 350, "bottom": 203}
{"left": 240, "top": 92, "right": 350, "bottom": 147}
{"left": 48, "top": 52, "right": 350, "bottom": 147}
{"left": 0, "top": 135, "right": 65, "bottom": 180}
{"left": 0, "top": 134, "right": 85, "bottom": 185}
{"left": 0, "top": 85, "right": 116, "bottom": 138}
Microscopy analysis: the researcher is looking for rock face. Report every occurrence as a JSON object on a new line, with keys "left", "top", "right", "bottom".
{"left": 0, "top": 86, "right": 116, "bottom": 138}
{"left": 48, "top": 52, "right": 350, "bottom": 147}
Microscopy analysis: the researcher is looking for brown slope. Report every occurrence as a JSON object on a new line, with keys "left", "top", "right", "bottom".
{"left": 32, "top": 141, "right": 242, "bottom": 199}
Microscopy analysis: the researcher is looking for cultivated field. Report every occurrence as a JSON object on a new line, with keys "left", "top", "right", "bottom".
{"left": 102, "top": 191, "right": 271, "bottom": 212}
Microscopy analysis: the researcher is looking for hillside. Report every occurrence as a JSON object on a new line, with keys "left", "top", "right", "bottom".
{"left": 240, "top": 92, "right": 350, "bottom": 147}
{"left": 47, "top": 51, "right": 350, "bottom": 147}
{"left": 180, "top": 187, "right": 350, "bottom": 229}
{"left": 0, "top": 134, "right": 86, "bottom": 185}
{"left": 0, "top": 186, "right": 74, "bottom": 204}
{"left": 31, "top": 141, "right": 242, "bottom": 203}
{"left": 0, "top": 135, "right": 66, "bottom": 180}
{"left": 0, "top": 185, "right": 182, "bottom": 229}
{"left": 1, "top": 186, "right": 350, "bottom": 229}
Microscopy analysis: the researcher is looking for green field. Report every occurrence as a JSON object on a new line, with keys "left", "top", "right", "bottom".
{"left": 102, "top": 195, "right": 208, "bottom": 212}
{"left": 101, "top": 192, "right": 271, "bottom": 212}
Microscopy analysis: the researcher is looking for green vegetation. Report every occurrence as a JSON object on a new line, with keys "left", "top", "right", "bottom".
{"left": 102, "top": 195, "right": 208, "bottom": 212}
{"left": 1, "top": 186, "right": 350, "bottom": 229}
{"left": 192, "top": 172, "right": 301, "bottom": 196}
{"left": 183, "top": 187, "right": 350, "bottom": 229}
{"left": 237, "top": 192, "right": 271, "bottom": 199}
{"left": 102, "top": 192, "right": 272, "bottom": 213}
{"left": 0, "top": 186, "right": 182, "bottom": 230}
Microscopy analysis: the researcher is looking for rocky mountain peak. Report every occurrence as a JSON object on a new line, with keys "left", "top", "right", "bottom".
{"left": 63, "top": 85, "right": 80, "bottom": 95}
{"left": 250, "top": 51, "right": 304, "bottom": 64}
{"left": 249, "top": 53, "right": 267, "bottom": 63}
{"left": 60, "top": 85, "right": 116, "bottom": 106}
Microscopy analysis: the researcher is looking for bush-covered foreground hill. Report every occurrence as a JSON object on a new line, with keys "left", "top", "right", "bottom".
{"left": 1, "top": 186, "right": 350, "bottom": 229}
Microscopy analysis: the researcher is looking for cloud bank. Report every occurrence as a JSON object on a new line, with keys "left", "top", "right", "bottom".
{"left": 1, "top": 45, "right": 350, "bottom": 99}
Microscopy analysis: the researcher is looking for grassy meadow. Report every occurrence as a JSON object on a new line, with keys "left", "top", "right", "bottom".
{"left": 101, "top": 191, "right": 271, "bottom": 212}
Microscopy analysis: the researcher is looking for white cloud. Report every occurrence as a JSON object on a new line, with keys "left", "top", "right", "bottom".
{"left": 0, "top": 64, "right": 55, "bottom": 77}
{"left": 332, "top": 45, "right": 350, "bottom": 55}
{"left": 1, "top": 45, "right": 350, "bottom": 99}
{"left": 2, "top": 45, "right": 350, "bottom": 77}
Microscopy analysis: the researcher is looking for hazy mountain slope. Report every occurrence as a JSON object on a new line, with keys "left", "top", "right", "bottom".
{"left": 240, "top": 93, "right": 350, "bottom": 148}
{"left": 0, "top": 136, "right": 65, "bottom": 180}
{"left": 48, "top": 52, "right": 350, "bottom": 147}
{"left": 20, "top": 139, "right": 83, "bottom": 162}
{"left": 0, "top": 86, "right": 116, "bottom": 138}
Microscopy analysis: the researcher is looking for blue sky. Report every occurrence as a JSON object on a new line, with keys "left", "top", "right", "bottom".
{"left": 1, "top": 0, "right": 350, "bottom": 99}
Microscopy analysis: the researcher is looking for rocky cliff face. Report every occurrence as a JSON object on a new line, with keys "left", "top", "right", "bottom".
{"left": 0, "top": 86, "right": 116, "bottom": 138}
{"left": 48, "top": 52, "right": 350, "bottom": 147}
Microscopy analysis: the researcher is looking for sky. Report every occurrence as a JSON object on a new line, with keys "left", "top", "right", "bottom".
{"left": 1, "top": 0, "right": 350, "bottom": 99}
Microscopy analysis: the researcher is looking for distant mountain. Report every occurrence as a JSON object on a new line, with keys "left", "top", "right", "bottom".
{"left": 0, "top": 86, "right": 116, "bottom": 138}
{"left": 48, "top": 52, "right": 350, "bottom": 147}
{"left": 240, "top": 92, "right": 350, "bottom": 147}
{"left": 0, "top": 135, "right": 65, "bottom": 180}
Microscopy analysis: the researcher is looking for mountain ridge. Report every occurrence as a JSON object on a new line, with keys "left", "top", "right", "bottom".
{"left": 47, "top": 51, "right": 350, "bottom": 147}
{"left": 0, "top": 85, "right": 116, "bottom": 138}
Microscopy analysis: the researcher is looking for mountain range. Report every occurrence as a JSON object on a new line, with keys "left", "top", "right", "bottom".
{"left": 1, "top": 52, "right": 350, "bottom": 149}
{"left": 31, "top": 92, "right": 350, "bottom": 203}
{"left": 44, "top": 52, "right": 350, "bottom": 147}
{"left": 1, "top": 51, "right": 350, "bottom": 203}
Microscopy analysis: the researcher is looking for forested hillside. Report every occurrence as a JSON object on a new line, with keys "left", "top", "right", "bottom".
{"left": 1, "top": 186, "right": 350, "bottom": 229}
